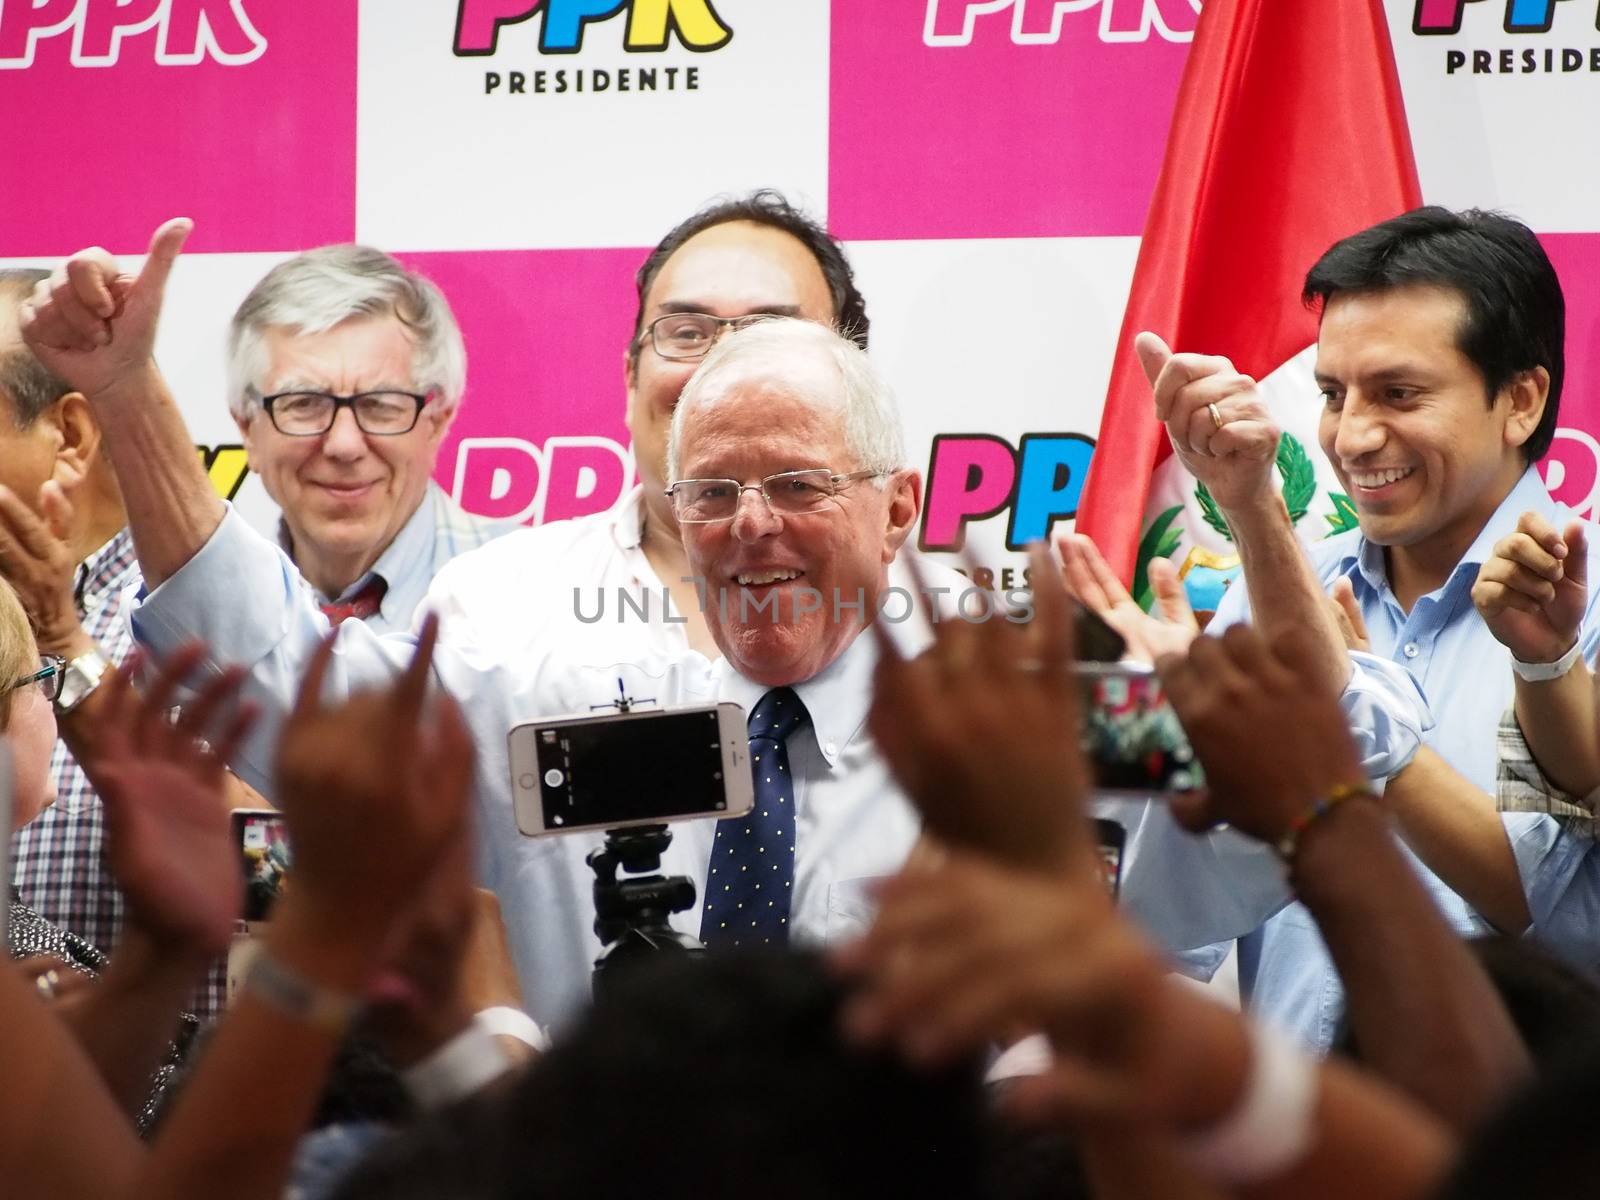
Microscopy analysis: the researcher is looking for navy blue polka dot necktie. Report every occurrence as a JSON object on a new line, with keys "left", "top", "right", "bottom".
{"left": 699, "top": 687, "right": 810, "bottom": 949}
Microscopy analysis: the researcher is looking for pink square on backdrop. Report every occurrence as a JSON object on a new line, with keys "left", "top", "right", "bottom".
{"left": 1537, "top": 234, "right": 1600, "bottom": 511}
{"left": 828, "top": 0, "right": 1191, "bottom": 241}
{"left": 0, "top": 0, "right": 356, "bottom": 257}
{"left": 399, "top": 248, "right": 647, "bottom": 522}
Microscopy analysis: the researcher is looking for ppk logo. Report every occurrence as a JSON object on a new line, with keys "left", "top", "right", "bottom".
{"left": 454, "top": 0, "right": 732, "bottom": 56}
{"left": 922, "top": 0, "right": 1199, "bottom": 47}
{"left": 1412, "top": 0, "right": 1600, "bottom": 75}
{"left": 0, "top": 0, "right": 266, "bottom": 68}
{"left": 920, "top": 433, "right": 1095, "bottom": 552}
{"left": 1414, "top": 0, "right": 1600, "bottom": 35}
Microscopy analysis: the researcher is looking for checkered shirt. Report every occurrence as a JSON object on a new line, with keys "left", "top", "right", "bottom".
{"left": 1497, "top": 706, "right": 1599, "bottom": 836}
{"left": 9, "top": 527, "right": 142, "bottom": 955}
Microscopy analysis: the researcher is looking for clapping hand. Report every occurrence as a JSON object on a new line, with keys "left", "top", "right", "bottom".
{"left": 1056, "top": 531, "right": 1198, "bottom": 664}
{"left": 867, "top": 544, "right": 1093, "bottom": 876}
{"left": 271, "top": 615, "right": 475, "bottom": 980}
{"left": 0, "top": 483, "right": 85, "bottom": 659}
{"left": 1155, "top": 625, "right": 1367, "bottom": 844}
{"left": 1472, "top": 511, "right": 1587, "bottom": 667}
{"left": 835, "top": 849, "right": 1247, "bottom": 1132}
{"left": 89, "top": 645, "right": 258, "bottom": 957}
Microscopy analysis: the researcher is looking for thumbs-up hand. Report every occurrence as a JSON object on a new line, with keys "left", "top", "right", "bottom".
{"left": 19, "top": 218, "right": 192, "bottom": 402}
{"left": 1134, "top": 330, "right": 1281, "bottom": 512}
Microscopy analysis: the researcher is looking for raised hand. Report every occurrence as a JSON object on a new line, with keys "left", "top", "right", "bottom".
{"left": 89, "top": 645, "right": 258, "bottom": 956}
{"left": 1472, "top": 511, "right": 1587, "bottom": 666}
{"left": 17, "top": 218, "right": 191, "bottom": 399}
{"left": 1155, "top": 624, "right": 1367, "bottom": 843}
{"left": 835, "top": 849, "right": 1247, "bottom": 1131}
{"left": 1135, "top": 330, "right": 1280, "bottom": 512}
{"left": 1056, "top": 531, "right": 1198, "bottom": 664}
{"left": 867, "top": 544, "right": 1093, "bottom": 876}
{"left": 1329, "top": 577, "right": 1370, "bottom": 652}
{"left": 0, "top": 482, "right": 91, "bottom": 658}
{"left": 272, "top": 615, "right": 475, "bottom": 976}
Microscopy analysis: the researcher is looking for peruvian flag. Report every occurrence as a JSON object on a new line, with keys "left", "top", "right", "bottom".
{"left": 1074, "top": 0, "right": 1422, "bottom": 605}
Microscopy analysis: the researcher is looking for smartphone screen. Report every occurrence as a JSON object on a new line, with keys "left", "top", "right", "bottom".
{"left": 234, "top": 810, "right": 291, "bottom": 923}
{"left": 1076, "top": 663, "right": 1204, "bottom": 794}
{"left": 528, "top": 707, "right": 735, "bottom": 831}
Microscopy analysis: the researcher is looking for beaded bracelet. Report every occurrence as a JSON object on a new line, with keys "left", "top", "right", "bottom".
{"left": 1273, "top": 781, "right": 1377, "bottom": 865}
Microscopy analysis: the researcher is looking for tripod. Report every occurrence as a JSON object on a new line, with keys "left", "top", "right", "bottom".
{"left": 587, "top": 824, "right": 702, "bottom": 991}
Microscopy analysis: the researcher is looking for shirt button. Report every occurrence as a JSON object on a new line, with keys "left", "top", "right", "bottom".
{"left": 824, "top": 741, "right": 838, "bottom": 757}
{"left": 1403, "top": 643, "right": 1420, "bottom": 659}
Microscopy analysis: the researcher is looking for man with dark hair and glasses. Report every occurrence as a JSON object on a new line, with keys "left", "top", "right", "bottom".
{"left": 225, "top": 245, "right": 510, "bottom": 633}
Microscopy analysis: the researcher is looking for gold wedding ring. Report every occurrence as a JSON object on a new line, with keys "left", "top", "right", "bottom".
{"left": 34, "top": 968, "right": 61, "bottom": 1001}
{"left": 1207, "top": 402, "right": 1225, "bottom": 431}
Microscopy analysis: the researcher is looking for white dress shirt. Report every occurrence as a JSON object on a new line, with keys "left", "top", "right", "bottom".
{"left": 132, "top": 491, "right": 1425, "bottom": 1027}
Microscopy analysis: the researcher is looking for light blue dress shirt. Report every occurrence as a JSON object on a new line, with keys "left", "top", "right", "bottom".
{"left": 1208, "top": 467, "right": 1600, "bottom": 1048}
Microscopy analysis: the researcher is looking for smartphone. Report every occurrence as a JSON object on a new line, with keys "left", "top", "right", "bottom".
{"left": 232, "top": 809, "right": 291, "bottom": 924}
{"left": 509, "top": 702, "right": 755, "bottom": 837}
{"left": 1075, "top": 662, "right": 1204, "bottom": 794}
{"left": 1093, "top": 817, "right": 1125, "bottom": 899}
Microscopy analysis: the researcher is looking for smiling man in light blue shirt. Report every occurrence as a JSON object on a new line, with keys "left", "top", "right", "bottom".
{"left": 1158, "top": 207, "right": 1596, "bottom": 1049}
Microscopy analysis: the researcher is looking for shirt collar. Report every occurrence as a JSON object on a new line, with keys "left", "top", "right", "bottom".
{"left": 278, "top": 487, "right": 440, "bottom": 621}
{"left": 713, "top": 629, "right": 877, "bottom": 770}
{"left": 612, "top": 485, "right": 645, "bottom": 552}
{"left": 1349, "top": 466, "right": 1554, "bottom": 596}
{"left": 76, "top": 527, "right": 140, "bottom": 611}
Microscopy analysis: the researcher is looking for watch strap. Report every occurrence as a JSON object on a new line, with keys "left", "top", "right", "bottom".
{"left": 54, "top": 647, "right": 111, "bottom": 715}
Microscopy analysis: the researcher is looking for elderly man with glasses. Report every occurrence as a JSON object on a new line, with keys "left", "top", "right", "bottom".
{"left": 421, "top": 190, "right": 960, "bottom": 667}
{"left": 225, "top": 246, "right": 509, "bottom": 633}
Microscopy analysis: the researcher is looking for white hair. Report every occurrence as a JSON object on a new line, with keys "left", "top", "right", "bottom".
{"left": 666, "top": 318, "right": 905, "bottom": 483}
{"left": 226, "top": 245, "right": 467, "bottom": 421}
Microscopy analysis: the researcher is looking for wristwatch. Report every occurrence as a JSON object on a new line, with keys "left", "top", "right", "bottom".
{"left": 54, "top": 647, "right": 112, "bottom": 715}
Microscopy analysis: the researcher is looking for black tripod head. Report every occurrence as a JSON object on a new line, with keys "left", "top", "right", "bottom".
{"left": 587, "top": 824, "right": 702, "bottom": 990}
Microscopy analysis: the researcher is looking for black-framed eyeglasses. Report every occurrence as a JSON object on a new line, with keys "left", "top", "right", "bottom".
{"left": 639, "top": 312, "right": 775, "bottom": 361}
{"left": 665, "top": 468, "right": 887, "bottom": 524}
{"left": 259, "top": 390, "right": 432, "bottom": 437}
{"left": 9, "top": 655, "right": 65, "bottom": 704}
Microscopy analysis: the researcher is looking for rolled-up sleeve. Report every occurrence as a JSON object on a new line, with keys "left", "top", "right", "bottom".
{"left": 131, "top": 506, "right": 413, "bottom": 791}
{"left": 1342, "top": 651, "right": 1433, "bottom": 784}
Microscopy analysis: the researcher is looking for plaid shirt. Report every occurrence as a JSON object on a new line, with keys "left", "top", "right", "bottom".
{"left": 1497, "top": 707, "right": 1598, "bottom": 834}
{"left": 9, "top": 528, "right": 142, "bottom": 955}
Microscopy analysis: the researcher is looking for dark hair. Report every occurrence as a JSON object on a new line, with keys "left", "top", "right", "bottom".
{"left": 1334, "top": 935, "right": 1600, "bottom": 1073}
{"left": 1302, "top": 206, "right": 1565, "bottom": 462}
{"left": 629, "top": 190, "right": 869, "bottom": 361}
{"left": 0, "top": 268, "right": 74, "bottom": 430}
{"left": 332, "top": 950, "right": 989, "bottom": 1200}
{"left": 1432, "top": 1042, "right": 1600, "bottom": 1200}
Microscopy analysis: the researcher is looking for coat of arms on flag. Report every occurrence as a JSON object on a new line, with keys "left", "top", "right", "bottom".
{"left": 1075, "top": 0, "right": 1422, "bottom": 615}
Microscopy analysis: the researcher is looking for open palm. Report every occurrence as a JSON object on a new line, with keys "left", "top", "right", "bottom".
{"left": 87, "top": 645, "right": 256, "bottom": 956}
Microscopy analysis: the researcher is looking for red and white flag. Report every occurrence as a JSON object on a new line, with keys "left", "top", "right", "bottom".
{"left": 1074, "top": 0, "right": 1422, "bottom": 607}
